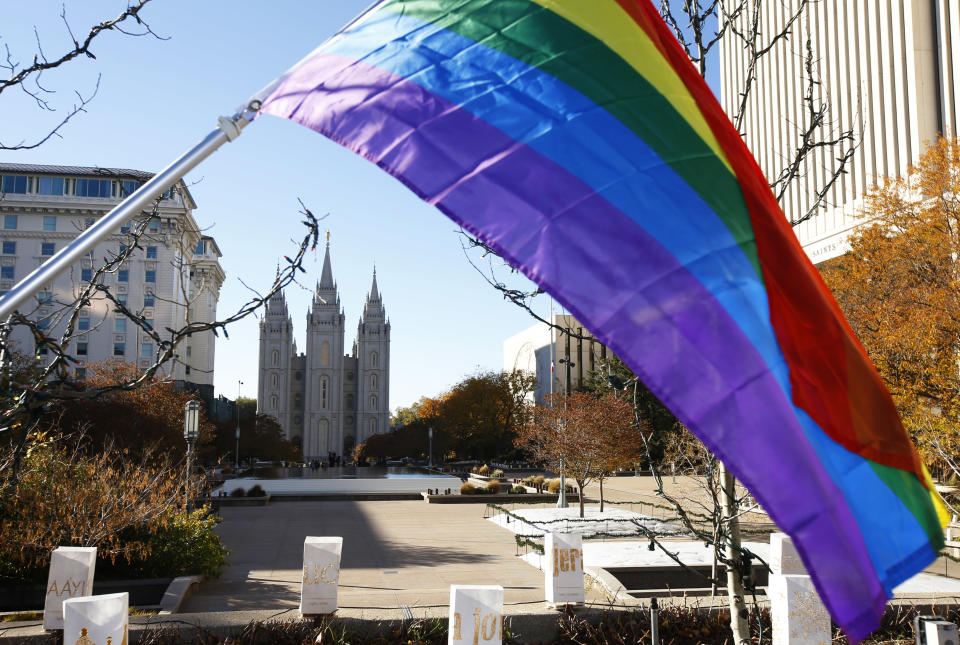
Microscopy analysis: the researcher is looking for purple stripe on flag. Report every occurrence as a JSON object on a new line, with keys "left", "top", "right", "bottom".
{"left": 260, "top": 52, "right": 886, "bottom": 626}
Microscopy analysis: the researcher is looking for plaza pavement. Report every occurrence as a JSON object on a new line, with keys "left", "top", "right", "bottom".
{"left": 180, "top": 498, "right": 613, "bottom": 618}
{"left": 181, "top": 474, "right": 959, "bottom": 619}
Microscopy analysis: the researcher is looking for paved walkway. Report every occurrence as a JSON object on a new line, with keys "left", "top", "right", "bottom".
{"left": 182, "top": 499, "right": 611, "bottom": 617}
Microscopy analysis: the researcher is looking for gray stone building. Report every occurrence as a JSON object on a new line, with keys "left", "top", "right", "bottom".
{"left": 257, "top": 239, "right": 390, "bottom": 459}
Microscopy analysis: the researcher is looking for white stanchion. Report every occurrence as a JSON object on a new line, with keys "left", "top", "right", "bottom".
{"left": 544, "top": 532, "right": 584, "bottom": 605}
{"left": 448, "top": 585, "right": 503, "bottom": 645}
{"left": 299, "top": 536, "right": 342, "bottom": 615}
{"left": 43, "top": 547, "right": 96, "bottom": 630}
{"left": 768, "top": 533, "right": 830, "bottom": 645}
{"left": 63, "top": 592, "right": 127, "bottom": 645}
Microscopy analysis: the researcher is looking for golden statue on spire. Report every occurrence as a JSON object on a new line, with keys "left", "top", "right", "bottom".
{"left": 326, "top": 230, "right": 330, "bottom": 244}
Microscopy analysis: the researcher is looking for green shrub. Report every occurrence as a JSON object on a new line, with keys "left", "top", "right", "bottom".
{"left": 460, "top": 482, "right": 477, "bottom": 495}
{"left": 123, "top": 509, "right": 229, "bottom": 579}
{"left": 230, "top": 487, "right": 246, "bottom": 497}
{"left": 510, "top": 485, "right": 527, "bottom": 494}
{"left": 486, "top": 480, "right": 501, "bottom": 494}
{"left": 522, "top": 476, "right": 535, "bottom": 485}
{"left": 247, "top": 485, "right": 265, "bottom": 497}
{"left": 478, "top": 464, "right": 490, "bottom": 475}
{"left": 491, "top": 469, "right": 504, "bottom": 478}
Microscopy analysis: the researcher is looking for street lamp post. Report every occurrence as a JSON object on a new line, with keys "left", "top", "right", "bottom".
{"left": 235, "top": 380, "right": 243, "bottom": 470}
{"left": 183, "top": 400, "right": 200, "bottom": 511}
{"left": 428, "top": 427, "right": 433, "bottom": 468}
{"left": 557, "top": 336, "right": 574, "bottom": 509}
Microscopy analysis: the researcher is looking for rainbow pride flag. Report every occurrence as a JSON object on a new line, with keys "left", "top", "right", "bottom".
{"left": 254, "top": 0, "right": 948, "bottom": 638}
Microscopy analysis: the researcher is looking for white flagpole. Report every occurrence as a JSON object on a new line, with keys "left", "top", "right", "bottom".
{"left": 0, "top": 102, "right": 260, "bottom": 320}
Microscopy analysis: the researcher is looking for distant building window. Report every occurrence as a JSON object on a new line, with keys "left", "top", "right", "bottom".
{"left": 84, "top": 218, "right": 95, "bottom": 229}
{"left": 42, "top": 216, "right": 56, "bottom": 231}
{"left": 120, "top": 222, "right": 130, "bottom": 234}
{"left": 77, "top": 342, "right": 87, "bottom": 356}
{"left": 370, "top": 351, "right": 378, "bottom": 367}
{"left": 81, "top": 268, "right": 92, "bottom": 282}
{"left": 117, "top": 293, "right": 127, "bottom": 307}
{"left": 143, "top": 292, "right": 154, "bottom": 307}
{"left": 148, "top": 219, "right": 160, "bottom": 233}
{"left": 370, "top": 418, "right": 377, "bottom": 435}
{"left": 0, "top": 266, "right": 13, "bottom": 280}
{"left": 145, "top": 270, "right": 156, "bottom": 283}
{"left": 113, "top": 342, "right": 125, "bottom": 356}
{"left": 115, "top": 318, "right": 126, "bottom": 333}
{"left": 74, "top": 178, "right": 113, "bottom": 198}
{"left": 143, "top": 318, "right": 153, "bottom": 331}
{"left": 370, "top": 394, "right": 377, "bottom": 409}
{"left": 3, "top": 215, "right": 17, "bottom": 230}
{"left": 41, "top": 242, "right": 54, "bottom": 256}
{"left": 371, "top": 373, "right": 377, "bottom": 388}
{"left": 271, "top": 373, "right": 278, "bottom": 388}
{"left": 37, "top": 317, "right": 51, "bottom": 330}
{"left": 185, "top": 366, "right": 190, "bottom": 375}
{"left": 146, "top": 246, "right": 157, "bottom": 259}
{"left": 141, "top": 343, "right": 153, "bottom": 358}
{"left": 185, "top": 345, "right": 192, "bottom": 357}
{"left": 321, "top": 377, "right": 329, "bottom": 409}
{"left": 195, "top": 240, "right": 206, "bottom": 254}
{"left": 272, "top": 349, "right": 279, "bottom": 366}
{"left": 37, "top": 177, "right": 65, "bottom": 195}
{"left": 1, "top": 175, "right": 30, "bottom": 193}
{"left": 75, "top": 367, "right": 86, "bottom": 380}
{"left": 37, "top": 291, "right": 52, "bottom": 304}
{"left": 118, "top": 269, "right": 128, "bottom": 282}
{"left": 78, "top": 317, "right": 90, "bottom": 331}
{"left": 270, "top": 395, "right": 278, "bottom": 409}
{"left": 120, "top": 180, "right": 140, "bottom": 197}
{"left": 2, "top": 241, "right": 14, "bottom": 254}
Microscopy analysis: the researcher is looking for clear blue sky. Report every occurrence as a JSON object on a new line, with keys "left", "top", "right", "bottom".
{"left": 0, "top": 1, "right": 719, "bottom": 411}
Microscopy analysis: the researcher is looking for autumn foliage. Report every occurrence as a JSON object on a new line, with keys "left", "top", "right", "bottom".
{"left": 516, "top": 391, "right": 641, "bottom": 516}
{"left": 820, "top": 137, "right": 960, "bottom": 476}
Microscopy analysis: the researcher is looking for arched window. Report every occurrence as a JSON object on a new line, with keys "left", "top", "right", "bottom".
{"left": 370, "top": 394, "right": 377, "bottom": 409}
{"left": 346, "top": 393, "right": 354, "bottom": 409}
{"left": 270, "top": 395, "right": 278, "bottom": 409}
{"left": 318, "top": 419, "right": 329, "bottom": 453}
{"left": 320, "top": 376, "right": 329, "bottom": 409}
{"left": 370, "top": 351, "right": 378, "bottom": 367}
{"left": 371, "top": 373, "right": 377, "bottom": 388}
{"left": 321, "top": 340, "right": 330, "bottom": 367}
{"left": 271, "top": 373, "right": 278, "bottom": 388}
{"left": 369, "top": 417, "right": 377, "bottom": 436}
{"left": 271, "top": 349, "right": 279, "bottom": 366}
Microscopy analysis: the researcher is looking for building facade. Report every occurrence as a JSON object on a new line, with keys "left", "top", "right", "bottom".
{"left": 503, "top": 314, "right": 607, "bottom": 406}
{"left": 719, "top": 1, "right": 960, "bottom": 262}
{"left": 0, "top": 163, "right": 223, "bottom": 394}
{"left": 257, "top": 240, "right": 390, "bottom": 459}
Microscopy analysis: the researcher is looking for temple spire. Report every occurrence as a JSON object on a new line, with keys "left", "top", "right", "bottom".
{"left": 368, "top": 266, "right": 380, "bottom": 301}
{"left": 318, "top": 237, "right": 334, "bottom": 291}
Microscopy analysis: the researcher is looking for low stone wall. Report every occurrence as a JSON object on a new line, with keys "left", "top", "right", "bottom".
{"left": 422, "top": 492, "right": 581, "bottom": 504}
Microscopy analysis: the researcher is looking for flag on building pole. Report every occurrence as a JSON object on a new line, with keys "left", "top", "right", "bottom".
{"left": 248, "top": 1, "right": 948, "bottom": 638}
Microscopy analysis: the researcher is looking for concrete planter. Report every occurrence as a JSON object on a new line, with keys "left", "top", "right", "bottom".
{"left": 202, "top": 494, "right": 271, "bottom": 507}
{"left": 0, "top": 578, "right": 173, "bottom": 612}
{"left": 422, "top": 492, "right": 581, "bottom": 504}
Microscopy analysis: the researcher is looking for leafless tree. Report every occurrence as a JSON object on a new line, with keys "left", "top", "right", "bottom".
{"left": 0, "top": 193, "right": 322, "bottom": 487}
{"left": 0, "top": 1, "right": 164, "bottom": 150}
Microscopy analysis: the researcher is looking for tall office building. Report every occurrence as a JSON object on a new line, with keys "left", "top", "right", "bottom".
{"left": 719, "top": 1, "right": 960, "bottom": 262}
{"left": 0, "top": 163, "right": 224, "bottom": 395}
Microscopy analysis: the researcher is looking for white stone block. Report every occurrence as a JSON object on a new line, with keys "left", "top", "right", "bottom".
{"left": 299, "top": 536, "right": 342, "bottom": 615}
{"left": 63, "top": 592, "right": 127, "bottom": 645}
{"left": 769, "top": 574, "right": 830, "bottom": 645}
{"left": 770, "top": 533, "right": 806, "bottom": 575}
{"left": 43, "top": 546, "right": 96, "bottom": 630}
{"left": 544, "top": 532, "right": 584, "bottom": 605}
{"left": 925, "top": 620, "right": 959, "bottom": 645}
{"left": 448, "top": 585, "right": 503, "bottom": 645}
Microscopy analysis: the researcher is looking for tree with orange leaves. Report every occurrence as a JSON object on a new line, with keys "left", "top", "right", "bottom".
{"left": 821, "top": 137, "right": 960, "bottom": 479}
{"left": 53, "top": 360, "right": 213, "bottom": 457}
{"left": 515, "top": 391, "right": 639, "bottom": 517}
